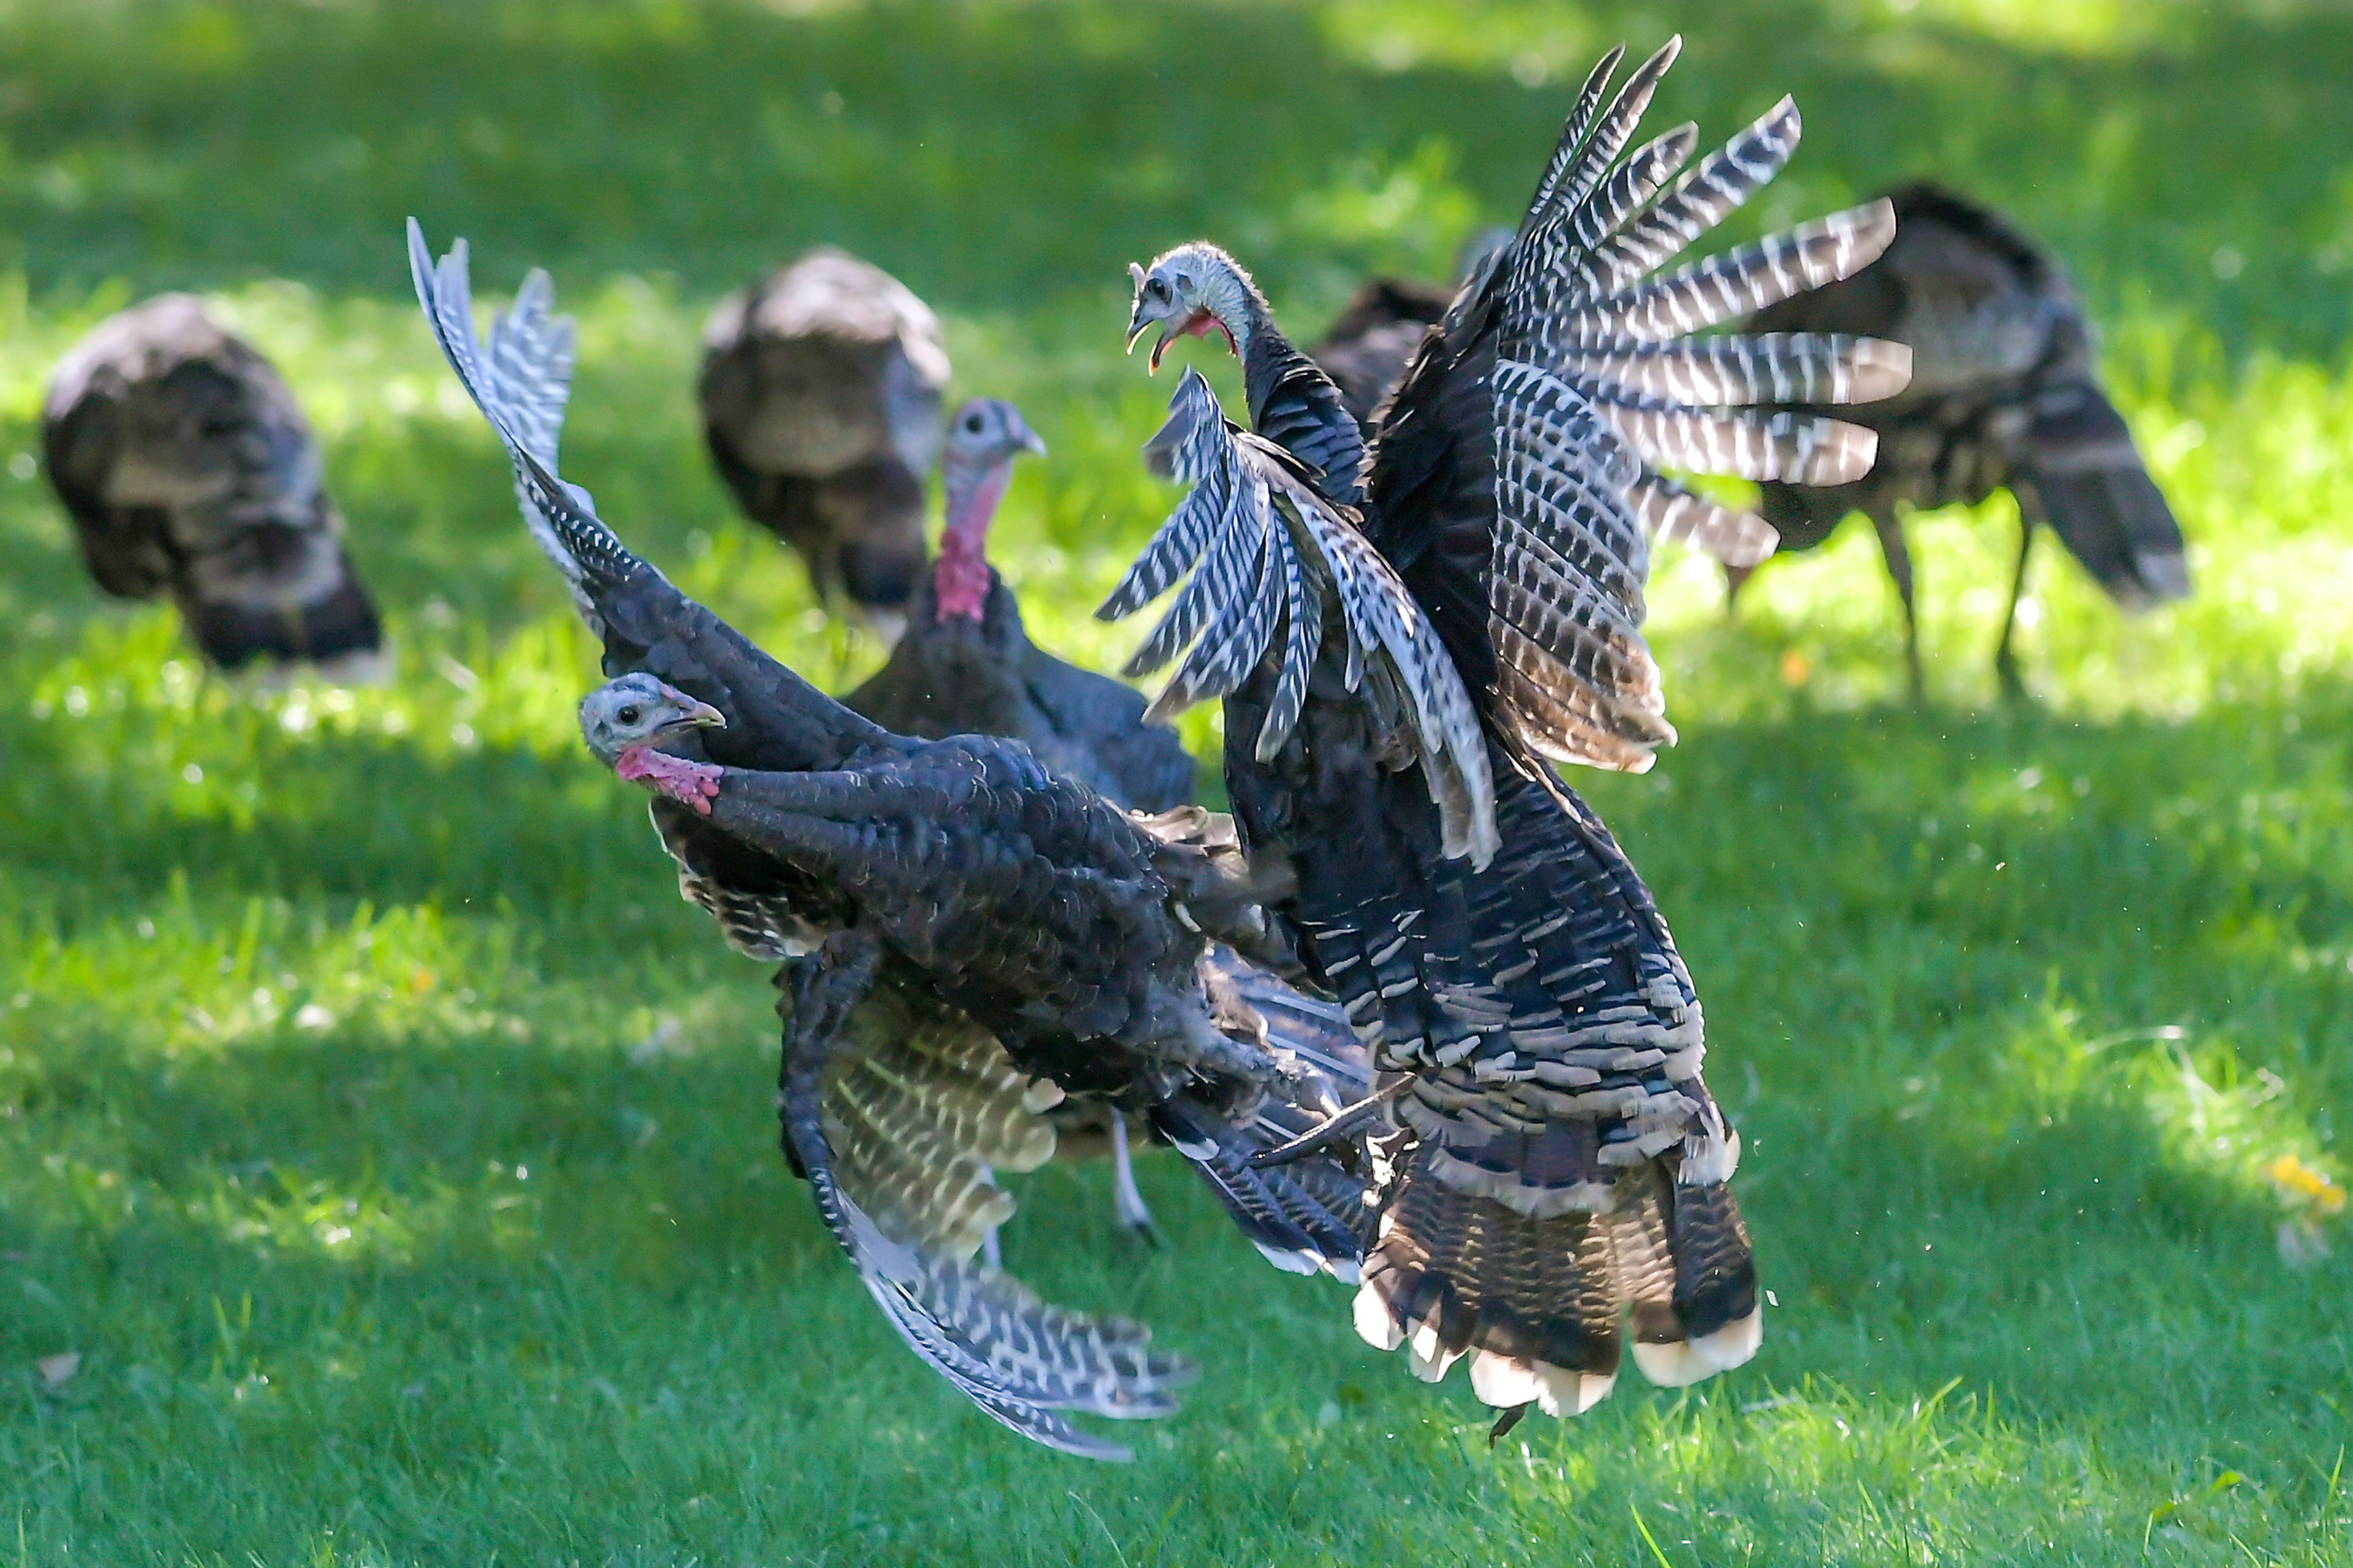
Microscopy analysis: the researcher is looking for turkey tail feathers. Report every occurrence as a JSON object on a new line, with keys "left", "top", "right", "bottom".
{"left": 1354, "top": 1147, "right": 1759, "bottom": 1416}
{"left": 2017, "top": 380, "right": 2191, "bottom": 608}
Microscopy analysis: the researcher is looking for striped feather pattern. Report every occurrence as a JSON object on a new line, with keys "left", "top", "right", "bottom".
{"left": 1396, "top": 41, "right": 1903, "bottom": 775}
{"left": 409, "top": 221, "right": 651, "bottom": 604}
{"left": 1602, "top": 404, "right": 1881, "bottom": 485}
{"left": 1525, "top": 47, "right": 1627, "bottom": 220}
{"left": 820, "top": 984, "right": 1065, "bottom": 1261}
{"left": 1563, "top": 333, "right": 1911, "bottom": 408}
{"left": 781, "top": 955, "right": 1195, "bottom": 1463}
{"left": 1565, "top": 200, "right": 1897, "bottom": 350}
{"left": 1105, "top": 369, "right": 1497, "bottom": 863}
{"left": 1629, "top": 474, "right": 1778, "bottom": 567}
{"left": 1572, "top": 97, "right": 1802, "bottom": 306}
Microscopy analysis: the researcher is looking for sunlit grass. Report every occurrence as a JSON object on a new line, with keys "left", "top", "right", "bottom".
{"left": 3, "top": 1, "right": 2352, "bottom": 1564}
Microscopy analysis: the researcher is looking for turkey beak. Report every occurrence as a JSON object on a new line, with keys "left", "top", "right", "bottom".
{"left": 1012, "top": 416, "right": 1047, "bottom": 459}
{"left": 1126, "top": 263, "right": 1176, "bottom": 374}
{"left": 667, "top": 699, "right": 726, "bottom": 735}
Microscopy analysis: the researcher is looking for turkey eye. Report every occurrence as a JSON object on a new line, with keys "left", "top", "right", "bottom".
{"left": 1148, "top": 278, "right": 1168, "bottom": 300}
{"left": 618, "top": 705, "right": 641, "bottom": 724}
{"left": 964, "top": 414, "right": 983, "bottom": 433}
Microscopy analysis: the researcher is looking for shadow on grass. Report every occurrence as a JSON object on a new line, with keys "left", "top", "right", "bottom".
{"left": 0, "top": 0, "right": 2346, "bottom": 355}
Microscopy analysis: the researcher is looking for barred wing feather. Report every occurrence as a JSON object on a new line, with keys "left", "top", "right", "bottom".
{"left": 1104, "top": 369, "right": 1496, "bottom": 865}
{"left": 1365, "top": 39, "right": 1907, "bottom": 775}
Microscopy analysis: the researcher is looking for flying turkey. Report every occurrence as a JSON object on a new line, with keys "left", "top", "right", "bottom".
{"left": 1743, "top": 181, "right": 2190, "bottom": 697}
{"left": 1305, "top": 229, "right": 1781, "bottom": 572}
{"left": 42, "top": 294, "right": 384, "bottom": 676}
{"left": 699, "top": 248, "right": 952, "bottom": 638}
{"left": 1115, "top": 39, "right": 1908, "bottom": 1435}
{"left": 412, "top": 226, "right": 1371, "bottom": 1459}
{"left": 844, "top": 395, "right": 1200, "bottom": 1238}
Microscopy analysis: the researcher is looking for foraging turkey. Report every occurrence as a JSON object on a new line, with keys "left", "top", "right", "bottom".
{"left": 42, "top": 294, "right": 384, "bottom": 675}
{"left": 412, "top": 225, "right": 1371, "bottom": 1459}
{"left": 699, "top": 249, "right": 952, "bottom": 636}
{"left": 844, "top": 395, "right": 1200, "bottom": 1238}
{"left": 1744, "top": 181, "right": 2191, "bottom": 697}
{"left": 1116, "top": 39, "right": 1908, "bottom": 1436}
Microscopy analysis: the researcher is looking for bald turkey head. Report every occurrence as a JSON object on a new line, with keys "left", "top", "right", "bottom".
{"left": 932, "top": 397, "right": 1044, "bottom": 624}
{"left": 580, "top": 674, "right": 728, "bottom": 813}
{"left": 1126, "top": 244, "right": 1252, "bottom": 373}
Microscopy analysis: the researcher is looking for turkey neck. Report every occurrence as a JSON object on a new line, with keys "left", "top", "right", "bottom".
{"left": 933, "top": 457, "right": 1012, "bottom": 623}
{"left": 1229, "top": 289, "right": 1296, "bottom": 429}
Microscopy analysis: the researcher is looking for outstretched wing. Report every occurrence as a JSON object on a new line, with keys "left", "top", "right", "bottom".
{"left": 1099, "top": 368, "right": 1498, "bottom": 866}
{"left": 1365, "top": 39, "right": 1908, "bottom": 773}
{"left": 410, "top": 222, "right": 892, "bottom": 775}
{"left": 409, "top": 219, "right": 661, "bottom": 628}
{"left": 779, "top": 952, "right": 1195, "bottom": 1463}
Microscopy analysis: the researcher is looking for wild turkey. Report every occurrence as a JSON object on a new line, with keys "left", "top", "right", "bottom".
{"left": 42, "top": 294, "right": 384, "bottom": 675}
{"left": 699, "top": 248, "right": 952, "bottom": 637}
{"left": 412, "top": 226, "right": 1371, "bottom": 1459}
{"left": 1743, "top": 181, "right": 2191, "bottom": 697}
{"left": 847, "top": 398, "right": 1195, "bottom": 817}
{"left": 844, "top": 395, "right": 1200, "bottom": 1238}
{"left": 1303, "top": 230, "right": 1779, "bottom": 572}
{"left": 1115, "top": 39, "right": 1907, "bottom": 1435}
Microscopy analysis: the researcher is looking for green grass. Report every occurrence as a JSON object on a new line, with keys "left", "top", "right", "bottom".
{"left": 4, "top": 1, "right": 2352, "bottom": 1562}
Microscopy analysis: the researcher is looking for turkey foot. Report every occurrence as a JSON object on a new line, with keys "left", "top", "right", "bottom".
{"left": 618, "top": 746, "right": 722, "bottom": 814}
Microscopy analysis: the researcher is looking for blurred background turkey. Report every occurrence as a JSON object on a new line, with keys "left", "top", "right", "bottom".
{"left": 697, "top": 248, "right": 952, "bottom": 642}
{"left": 41, "top": 294, "right": 385, "bottom": 679}
{"left": 1740, "top": 181, "right": 2191, "bottom": 699}
{"left": 5, "top": 0, "right": 2347, "bottom": 1558}
{"left": 844, "top": 396, "right": 1197, "bottom": 815}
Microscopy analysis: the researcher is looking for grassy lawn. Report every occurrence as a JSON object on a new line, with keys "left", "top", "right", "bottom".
{"left": 4, "top": 1, "right": 2352, "bottom": 1562}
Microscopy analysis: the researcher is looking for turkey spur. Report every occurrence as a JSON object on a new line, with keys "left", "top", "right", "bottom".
{"left": 410, "top": 224, "right": 1370, "bottom": 1459}
{"left": 1113, "top": 40, "right": 1908, "bottom": 1431}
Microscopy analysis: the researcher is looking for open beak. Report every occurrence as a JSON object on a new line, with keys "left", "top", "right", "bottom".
{"left": 657, "top": 698, "right": 727, "bottom": 738}
{"left": 1125, "top": 262, "right": 1168, "bottom": 366}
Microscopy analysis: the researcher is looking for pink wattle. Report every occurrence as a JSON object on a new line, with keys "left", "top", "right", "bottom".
{"left": 933, "top": 460, "right": 1012, "bottom": 623}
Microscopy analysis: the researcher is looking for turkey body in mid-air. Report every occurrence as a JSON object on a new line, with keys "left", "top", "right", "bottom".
{"left": 412, "top": 228, "right": 1371, "bottom": 1460}
{"left": 1745, "top": 181, "right": 2190, "bottom": 696}
{"left": 845, "top": 398, "right": 1197, "bottom": 816}
{"left": 699, "top": 249, "right": 952, "bottom": 632}
{"left": 42, "top": 294, "right": 384, "bottom": 675}
{"left": 1116, "top": 40, "right": 1908, "bottom": 1433}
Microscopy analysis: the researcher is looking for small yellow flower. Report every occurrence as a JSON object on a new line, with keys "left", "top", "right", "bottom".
{"left": 2267, "top": 1154, "right": 2346, "bottom": 1214}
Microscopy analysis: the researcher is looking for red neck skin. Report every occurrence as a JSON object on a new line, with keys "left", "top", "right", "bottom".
{"left": 934, "top": 460, "right": 1011, "bottom": 623}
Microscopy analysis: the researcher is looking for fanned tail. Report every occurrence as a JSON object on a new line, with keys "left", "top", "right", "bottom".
{"left": 1357, "top": 1118, "right": 1759, "bottom": 1417}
